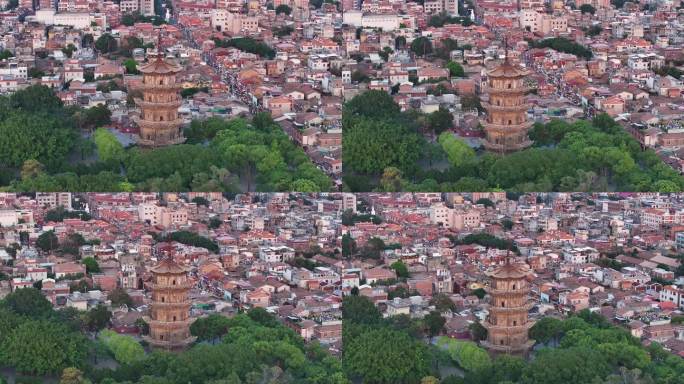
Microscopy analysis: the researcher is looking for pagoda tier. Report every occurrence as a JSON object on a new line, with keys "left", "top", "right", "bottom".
{"left": 481, "top": 60, "right": 533, "bottom": 153}
{"left": 483, "top": 260, "right": 535, "bottom": 357}
{"left": 134, "top": 54, "right": 186, "bottom": 147}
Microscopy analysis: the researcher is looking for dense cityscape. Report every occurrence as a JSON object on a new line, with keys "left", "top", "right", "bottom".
{"left": 0, "top": 0, "right": 684, "bottom": 382}
{"left": 0, "top": 192, "right": 683, "bottom": 383}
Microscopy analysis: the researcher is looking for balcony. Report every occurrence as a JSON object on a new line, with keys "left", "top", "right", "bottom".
{"left": 488, "top": 302, "right": 535, "bottom": 313}
{"left": 483, "top": 86, "right": 531, "bottom": 95}
{"left": 134, "top": 118, "right": 183, "bottom": 130}
{"left": 145, "top": 317, "right": 195, "bottom": 328}
{"left": 135, "top": 98, "right": 182, "bottom": 109}
{"left": 483, "top": 120, "right": 534, "bottom": 132}
{"left": 488, "top": 287, "right": 531, "bottom": 296}
{"left": 148, "top": 281, "right": 194, "bottom": 291}
{"left": 483, "top": 102, "right": 531, "bottom": 112}
{"left": 482, "top": 322, "right": 535, "bottom": 332}
{"left": 140, "top": 82, "right": 180, "bottom": 90}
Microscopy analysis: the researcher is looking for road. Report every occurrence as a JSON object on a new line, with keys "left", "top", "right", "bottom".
{"left": 522, "top": 51, "right": 596, "bottom": 119}
{"left": 173, "top": 16, "right": 264, "bottom": 115}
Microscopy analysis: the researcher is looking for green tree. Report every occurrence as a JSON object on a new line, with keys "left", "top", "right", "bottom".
{"left": 529, "top": 316, "right": 563, "bottom": 344}
{"left": 108, "top": 288, "right": 133, "bottom": 307}
{"left": 342, "top": 295, "right": 382, "bottom": 326}
{"left": 93, "top": 128, "right": 125, "bottom": 164}
{"left": 1, "top": 287, "right": 53, "bottom": 318}
{"left": 1, "top": 320, "right": 89, "bottom": 375}
{"left": 390, "top": 260, "right": 409, "bottom": 278}
{"left": 410, "top": 37, "right": 433, "bottom": 57}
{"left": 438, "top": 338, "right": 491, "bottom": 373}
{"left": 123, "top": 58, "right": 139, "bottom": 74}
{"left": 36, "top": 230, "right": 59, "bottom": 252}
{"left": 580, "top": 3, "right": 596, "bottom": 13}
{"left": 469, "top": 322, "right": 487, "bottom": 341}
{"left": 275, "top": 4, "right": 291, "bottom": 14}
{"left": 95, "top": 34, "right": 118, "bottom": 54}
{"left": 423, "top": 311, "right": 445, "bottom": 337}
{"left": 62, "top": 44, "right": 77, "bottom": 58}
{"left": 470, "top": 287, "right": 486, "bottom": 299}
{"left": 439, "top": 132, "right": 475, "bottom": 168}
{"left": 522, "top": 347, "right": 611, "bottom": 384}
{"left": 430, "top": 293, "right": 456, "bottom": 312}
{"left": 446, "top": 61, "right": 465, "bottom": 77}
{"left": 98, "top": 330, "right": 145, "bottom": 365}
{"left": 427, "top": 107, "right": 453, "bottom": 134}
{"left": 190, "top": 314, "right": 232, "bottom": 342}
{"left": 341, "top": 232, "right": 357, "bottom": 258}
{"left": 344, "top": 327, "right": 431, "bottom": 383}
{"left": 0, "top": 49, "right": 13, "bottom": 60}
{"left": 84, "top": 305, "right": 111, "bottom": 332}
{"left": 82, "top": 257, "right": 100, "bottom": 274}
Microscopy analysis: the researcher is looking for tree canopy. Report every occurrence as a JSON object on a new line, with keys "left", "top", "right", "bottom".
{"left": 344, "top": 99, "right": 684, "bottom": 192}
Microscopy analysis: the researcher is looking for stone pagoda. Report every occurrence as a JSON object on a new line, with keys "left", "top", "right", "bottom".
{"left": 134, "top": 34, "right": 184, "bottom": 147}
{"left": 143, "top": 256, "right": 196, "bottom": 350}
{"left": 481, "top": 255, "right": 535, "bottom": 356}
{"left": 481, "top": 56, "right": 533, "bottom": 153}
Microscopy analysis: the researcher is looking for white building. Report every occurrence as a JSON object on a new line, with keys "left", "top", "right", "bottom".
{"left": 259, "top": 245, "right": 295, "bottom": 263}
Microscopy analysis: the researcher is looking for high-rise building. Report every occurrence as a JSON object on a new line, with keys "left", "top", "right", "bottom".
{"left": 134, "top": 41, "right": 185, "bottom": 147}
{"left": 481, "top": 257, "right": 535, "bottom": 356}
{"left": 143, "top": 256, "right": 196, "bottom": 350}
{"left": 482, "top": 58, "right": 533, "bottom": 153}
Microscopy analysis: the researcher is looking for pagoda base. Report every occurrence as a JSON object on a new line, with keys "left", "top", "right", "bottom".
{"left": 483, "top": 139, "right": 533, "bottom": 153}
{"left": 143, "top": 335, "right": 197, "bottom": 350}
{"left": 480, "top": 339, "right": 535, "bottom": 357}
{"left": 136, "top": 136, "right": 186, "bottom": 147}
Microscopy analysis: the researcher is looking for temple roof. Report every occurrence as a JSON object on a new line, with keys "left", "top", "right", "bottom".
{"left": 488, "top": 260, "right": 531, "bottom": 279}
{"left": 487, "top": 60, "right": 528, "bottom": 78}
{"left": 139, "top": 55, "right": 182, "bottom": 74}
{"left": 150, "top": 257, "right": 191, "bottom": 274}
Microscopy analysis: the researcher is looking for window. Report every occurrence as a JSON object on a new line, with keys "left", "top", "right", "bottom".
{"left": 501, "top": 301, "right": 505, "bottom": 307}
{"left": 512, "top": 284, "right": 516, "bottom": 290}
{"left": 161, "top": 296, "right": 165, "bottom": 303}
{"left": 513, "top": 320, "right": 517, "bottom": 326}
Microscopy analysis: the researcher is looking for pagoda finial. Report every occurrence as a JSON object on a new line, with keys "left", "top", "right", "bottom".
{"left": 506, "top": 244, "right": 512, "bottom": 265}
{"left": 156, "top": 29, "right": 163, "bottom": 60}
{"left": 504, "top": 35, "right": 509, "bottom": 64}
